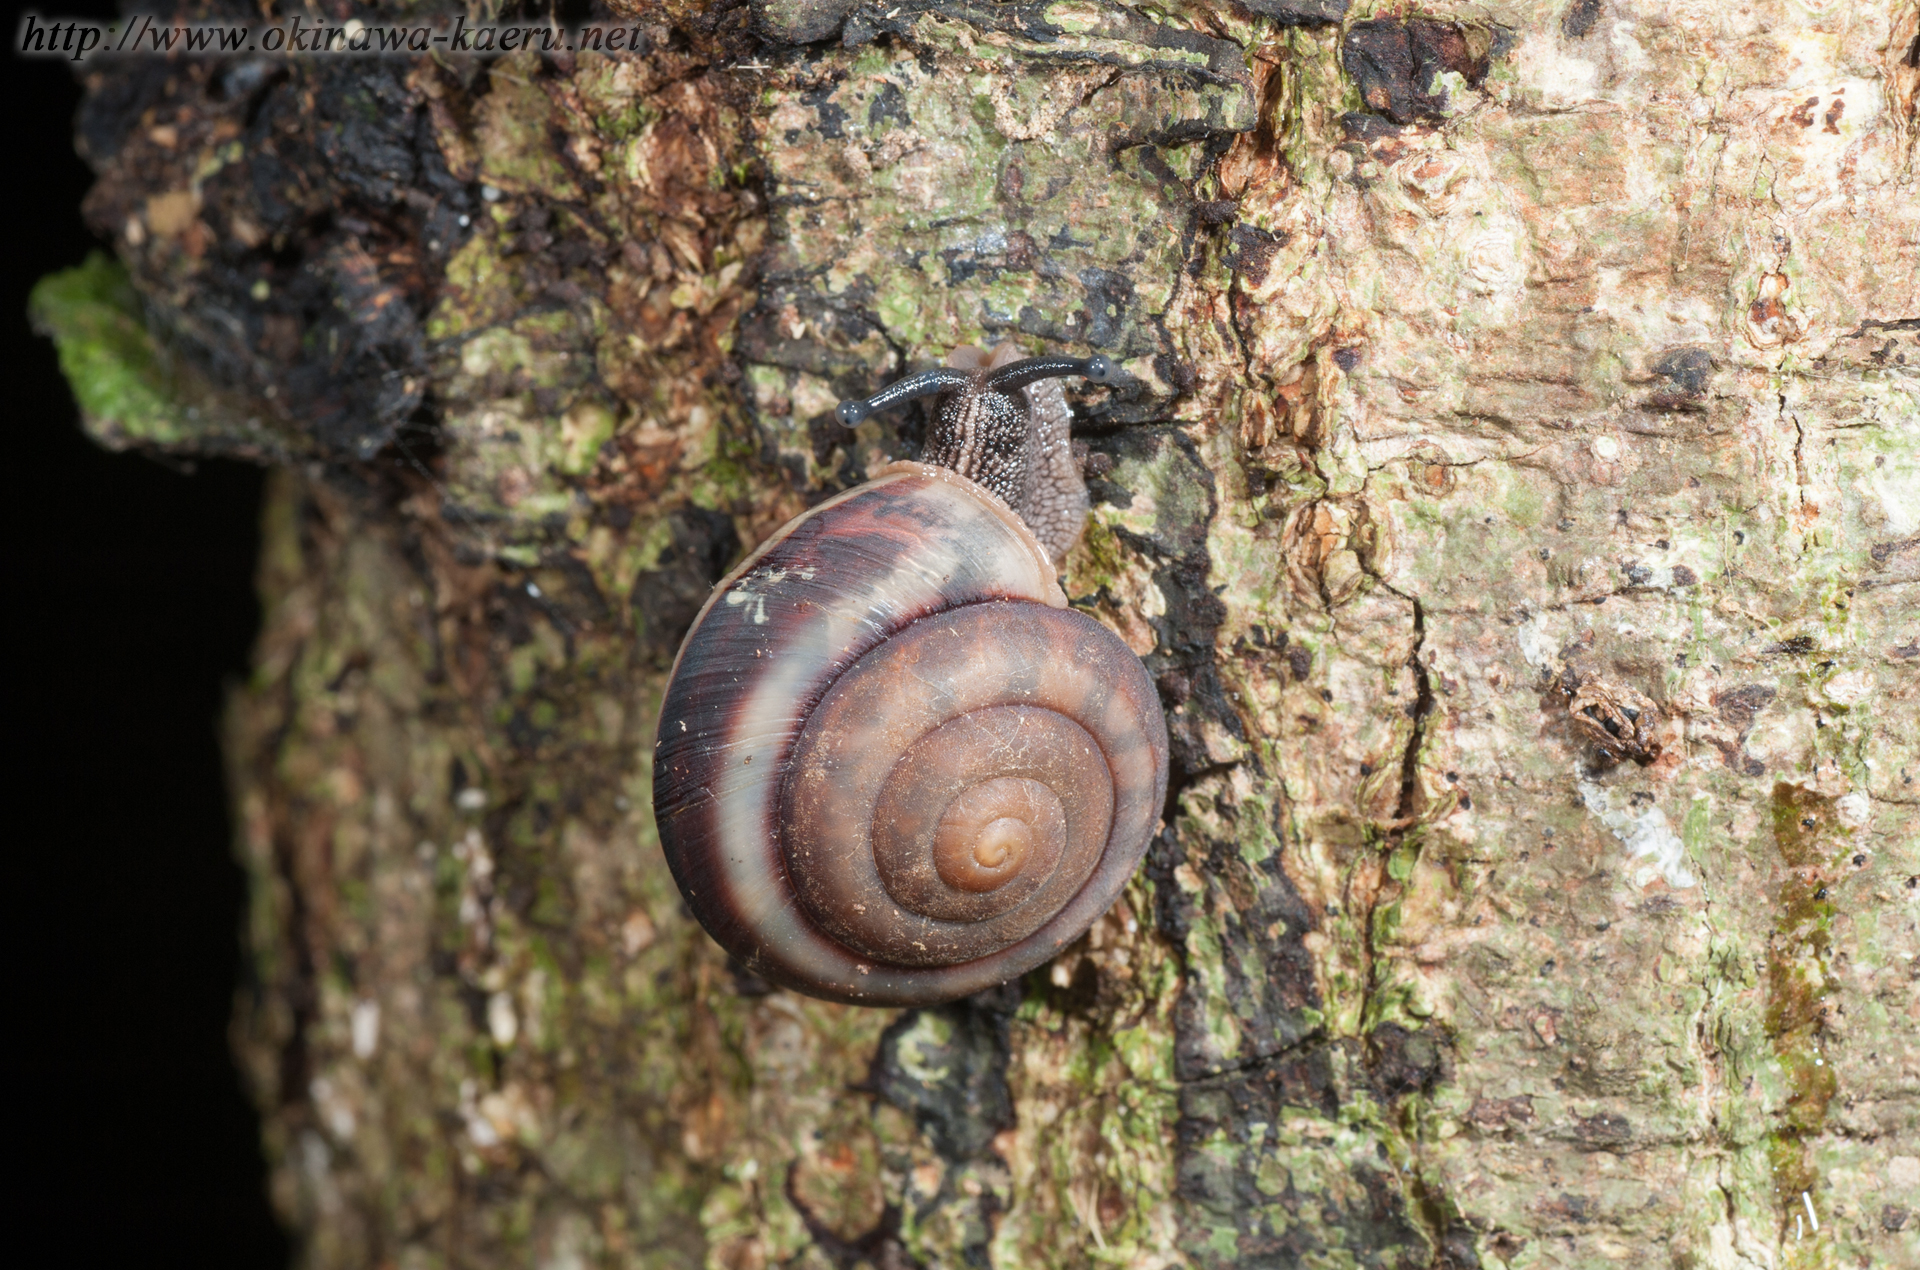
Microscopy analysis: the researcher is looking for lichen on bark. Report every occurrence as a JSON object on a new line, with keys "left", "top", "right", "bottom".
{"left": 35, "top": 0, "right": 1919, "bottom": 1267}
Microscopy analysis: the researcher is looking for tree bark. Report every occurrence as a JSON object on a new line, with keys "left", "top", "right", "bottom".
{"left": 34, "top": 1, "right": 1919, "bottom": 1267}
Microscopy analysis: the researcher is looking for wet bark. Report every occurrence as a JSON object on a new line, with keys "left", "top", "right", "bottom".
{"left": 33, "top": 1, "right": 1919, "bottom": 1267}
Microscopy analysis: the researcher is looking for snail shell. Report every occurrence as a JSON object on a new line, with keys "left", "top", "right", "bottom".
{"left": 652, "top": 457, "right": 1168, "bottom": 1005}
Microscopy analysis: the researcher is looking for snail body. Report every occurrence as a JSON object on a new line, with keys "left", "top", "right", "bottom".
{"left": 652, "top": 346, "right": 1167, "bottom": 1005}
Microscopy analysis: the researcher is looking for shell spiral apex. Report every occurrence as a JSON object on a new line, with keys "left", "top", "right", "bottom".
{"left": 651, "top": 347, "right": 1164, "bottom": 1006}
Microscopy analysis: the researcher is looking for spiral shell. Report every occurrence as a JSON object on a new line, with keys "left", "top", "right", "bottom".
{"left": 652, "top": 462, "right": 1168, "bottom": 1005}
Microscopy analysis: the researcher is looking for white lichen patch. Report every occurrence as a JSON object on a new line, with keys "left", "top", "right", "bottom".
{"left": 1578, "top": 781, "right": 1699, "bottom": 890}
{"left": 309, "top": 1075, "right": 358, "bottom": 1142}
{"left": 1835, "top": 791, "right": 1870, "bottom": 830}
{"left": 487, "top": 990, "right": 519, "bottom": 1047}
{"left": 350, "top": 998, "right": 380, "bottom": 1060}
{"left": 1817, "top": 668, "right": 1875, "bottom": 707}
{"left": 1516, "top": 613, "right": 1563, "bottom": 670}
{"left": 1511, "top": 33, "right": 1601, "bottom": 109}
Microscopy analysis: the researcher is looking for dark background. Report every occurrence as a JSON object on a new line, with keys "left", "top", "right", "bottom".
{"left": 7, "top": 6, "right": 285, "bottom": 1264}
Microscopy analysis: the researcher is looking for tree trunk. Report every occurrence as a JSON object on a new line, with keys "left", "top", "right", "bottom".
{"left": 34, "top": 2, "right": 1918, "bottom": 1266}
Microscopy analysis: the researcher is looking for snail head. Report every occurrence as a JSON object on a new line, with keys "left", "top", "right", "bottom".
{"left": 835, "top": 345, "right": 1118, "bottom": 560}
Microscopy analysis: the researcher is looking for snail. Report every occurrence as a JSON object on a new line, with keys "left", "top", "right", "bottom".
{"left": 651, "top": 343, "right": 1169, "bottom": 1005}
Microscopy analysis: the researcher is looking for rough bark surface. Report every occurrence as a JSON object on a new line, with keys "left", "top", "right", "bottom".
{"left": 32, "top": 1, "right": 1920, "bottom": 1267}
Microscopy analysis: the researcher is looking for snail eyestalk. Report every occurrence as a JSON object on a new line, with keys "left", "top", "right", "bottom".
{"left": 981, "top": 354, "right": 1118, "bottom": 393}
{"left": 836, "top": 367, "right": 975, "bottom": 427}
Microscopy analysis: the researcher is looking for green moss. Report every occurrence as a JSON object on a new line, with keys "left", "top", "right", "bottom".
{"left": 685, "top": 425, "right": 762, "bottom": 511}
{"left": 29, "top": 254, "right": 190, "bottom": 446}
{"left": 430, "top": 229, "right": 524, "bottom": 342}
{"left": 1761, "top": 783, "right": 1851, "bottom": 1243}
{"left": 573, "top": 55, "right": 659, "bottom": 141}
{"left": 1064, "top": 516, "right": 1129, "bottom": 597}
{"left": 888, "top": 1012, "right": 957, "bottom": 1086}
{"left": 1771, "top": 782, "right": 1842, "bottom": 871}
{"left": 1502, "top": 478, "right": 1545, "bottom": 527}
{"left": 476, "top": 53, "right": 580, "bottom": 198}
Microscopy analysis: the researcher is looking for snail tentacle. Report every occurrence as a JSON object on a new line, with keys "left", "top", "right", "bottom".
{"left": 979, "top": 354, "right": 1113, "bottom": 393}
{"left": 835, "top": 366, "right": 975, "bottom": 426}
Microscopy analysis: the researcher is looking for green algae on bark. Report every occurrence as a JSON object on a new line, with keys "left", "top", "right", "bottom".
{"left": 30, "top": 252, "right": 295, "bottom": 457}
